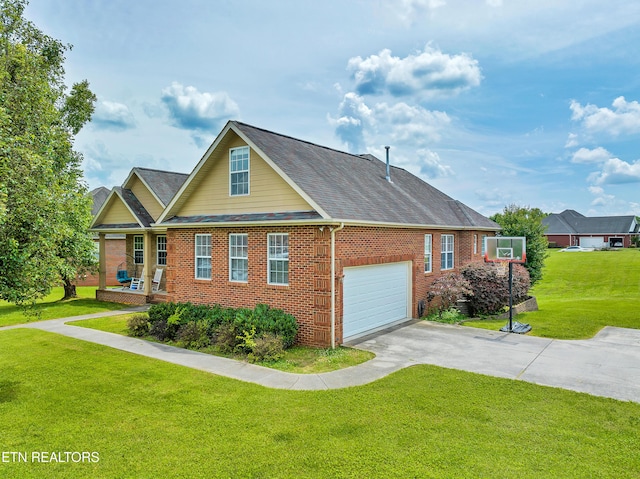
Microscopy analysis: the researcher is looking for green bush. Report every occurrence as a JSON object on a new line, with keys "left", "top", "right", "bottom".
{"left": 146, "top": 302, "right": 300, "bottom": 349}
{"left": 248, "top": 333, "right": 285, "bottom": 363}
{"left": 177, "top": 321, "right": 210, "bottom": 349}
{"left": 424, "top": 307, "right": 466, "bottom": 324}
{"left": 148, "top": 302, "right": 177, "bottom": 324}
{"left": 215, "top": 322, "right": 239, "bottom": 353}
{"left": 127, "top": 313, "right": 150, "bottom": 337}
{"left": 149, "top": 319, "right": 171, "bottom": 341}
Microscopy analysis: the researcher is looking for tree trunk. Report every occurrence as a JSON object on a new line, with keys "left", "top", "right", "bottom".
{"left": 62, "top": 279, "right": 77, "bottom": 300}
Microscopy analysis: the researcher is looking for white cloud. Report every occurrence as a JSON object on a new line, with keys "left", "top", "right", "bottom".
{"left": 418, "top": 149, "right": 454, "bottom": 178}
{"left": 92, "top": 101, "right": 135, "bottom": 131}
{"left": 347, "top": 45, "right": 481, "bottom": 98}
{"left": 570, "top": 96, "right": 640, "bottom": 137}
{"left": 571, "top": 147, "right": 611, "bottom": 164}
{"left": 160, "top": 82, "right": 240, "bottom": 133}
{"left": 565, "top": 133, "right": 579, "bottom": 148}
{"left": 394, "top": 0, "right": 446, "bottom": 24}
{"left": 328, "top": 93, "right": 451, "bottom": 153}
{"left": 588, "top": 158, "right": 640, "bottom": 185}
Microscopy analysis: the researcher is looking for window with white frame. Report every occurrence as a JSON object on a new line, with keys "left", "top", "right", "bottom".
{"left": 424, "top": 234, "right": 432, "bottom": 273}
{"left": 441, "top": 234, "right": 454, "bottom": 270}
{"left": 157, "top": 235, "right": 167, "bottom": 266}
{"left": 195, "top": 234, "right": 212, "bottom": 280}
{"left": 481, "top": 235, "right": 487, "bottom": 256}
{"left": 230, "top": 146, "right": 249, "bottom": 196}
{"left": 474, "top": 234, "right": 478, "bottom": 255}
{"left": 133, "top": 235, "right": 144, "bottom": 264}
{"left": 268, "top": 233, "right": 289, "bottom": 285}
{"left": 229, "top": 234, "right": 248, "bottom": 282}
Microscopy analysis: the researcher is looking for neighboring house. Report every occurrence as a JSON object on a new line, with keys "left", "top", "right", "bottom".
{"left": 90, "top": 167, "right": 189, "bottom": 295}
{"left": 543, "top": 209, "right": 639, "bottom": 248}
{"left": 92, "top": 121, "right": 500, "bottom": 347}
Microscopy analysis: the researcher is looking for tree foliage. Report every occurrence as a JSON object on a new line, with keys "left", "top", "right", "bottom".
{"left": 0, "top": 0, "right": 96, "bottom": 304}
{"left": 490, "top": 204, "right": 548, "bottom": 285}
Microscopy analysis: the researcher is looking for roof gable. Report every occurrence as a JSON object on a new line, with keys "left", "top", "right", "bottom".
{"left": 91, "top": 187, "right": 154, "bottom": 229}
{"left": 159, "top": 121, "right": 499, "bottom": 230}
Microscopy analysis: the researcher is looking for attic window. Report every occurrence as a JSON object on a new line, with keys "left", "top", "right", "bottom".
{"left": 230, "top": 146, "right": 249, "bottom": 196}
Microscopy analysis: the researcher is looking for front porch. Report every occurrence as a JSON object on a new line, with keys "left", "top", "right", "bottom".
{"left": 97, "top": 286, "right": 168, "bottom": 305}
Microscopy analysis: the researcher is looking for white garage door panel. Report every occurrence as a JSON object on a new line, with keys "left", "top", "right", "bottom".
{"left": 580, "top": 237, "right": 605, "bottom": 248}
{"left": 343, "top": 262, "right": 410, "bottom": 340}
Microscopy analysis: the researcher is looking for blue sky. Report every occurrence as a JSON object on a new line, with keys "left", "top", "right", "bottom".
{"left": 26, "top": 0, "right": 640, "bottom": 217}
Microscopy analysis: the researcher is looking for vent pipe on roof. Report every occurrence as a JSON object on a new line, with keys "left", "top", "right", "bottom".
{"left": 385, "top": 146, "right": 391, "bottom": 182}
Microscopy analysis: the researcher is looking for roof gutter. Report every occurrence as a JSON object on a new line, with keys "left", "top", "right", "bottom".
{"left": 331, "top": 222, "right": 345, "bottom": 349}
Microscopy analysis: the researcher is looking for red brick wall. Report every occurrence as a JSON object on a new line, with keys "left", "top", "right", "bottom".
{"left": 167, "top": 226, "right": 329, "bottom": 346}
{"left": 167, "top": 225, "right": 492, "bottom": 347}
{"left": 78, "top": 238, "right": 126, "bottom": 287}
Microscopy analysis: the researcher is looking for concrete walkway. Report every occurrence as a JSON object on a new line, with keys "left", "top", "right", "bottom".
{"left": 2, "top": 311, "right": 639, "bottom": 402}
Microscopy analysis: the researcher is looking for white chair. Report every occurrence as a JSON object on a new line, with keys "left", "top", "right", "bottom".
{"left": 130, "top": 268, "right": 145, "bottom": 290}
{"left": 152, "top": 268, "right": 163, "bottom": 292}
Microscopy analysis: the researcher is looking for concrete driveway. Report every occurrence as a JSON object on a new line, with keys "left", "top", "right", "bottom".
{"left": 349, "top": 320, "right": 640, "bottom": 403}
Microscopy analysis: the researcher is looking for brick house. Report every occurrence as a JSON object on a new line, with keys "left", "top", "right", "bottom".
{"left": 91, "top": 167, "right": 188, "bottom": 299}
{"left": 543, "top": 209, "right": 639, "bottom": 248}
{"left": 93, "top": 121, "right": 500, "bottom": 346}
{"left": 93, "top": 121, "right": 499, "bottom": 346}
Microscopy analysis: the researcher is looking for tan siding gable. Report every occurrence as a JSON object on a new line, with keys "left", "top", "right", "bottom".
{"left": 176, "top": 133, "right": 312, "bottom": 217}
{"left": 129, "top": 176, "right": 163, "bottom": 220}
{"left": 99, "top": 196, "right": 138, "bottom": 225}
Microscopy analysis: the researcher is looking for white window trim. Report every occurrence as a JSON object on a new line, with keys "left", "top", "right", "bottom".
{"left": 194, "top": 234, "right": 212, "bottom": 280}
{"left": 267, "top": 233, "right": 289, "bottom": 286}
{"left": 229, "top": 233, "right": 248, "bottom": 283}
{"left": 441, "top": 234, "right": 454, "bottom": 271}
{"left": 133, "top": 235, "right": 144, "bottom": 265}
{"left": 424, "top": 234, "right": 432, "bottom": 273}
{"left": 229, "top": 146, "right": 250, "bottom": 197}
{"left": 481, "top": 235, "right": 487, "bottom": 256}
{"left": 474, "top": 234, "right": 478, "bottom": 255}
{"left": 157, "top": 235, "right": 167, "bottom": 266}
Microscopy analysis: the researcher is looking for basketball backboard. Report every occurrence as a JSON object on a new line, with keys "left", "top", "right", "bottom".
{"left": 484, "top": 236, "right": 526, "bottom": 263}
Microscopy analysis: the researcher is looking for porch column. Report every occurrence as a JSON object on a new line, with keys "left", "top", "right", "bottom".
{"left": 98, "top": 233, "right": 106, "bottom": 290}
{"left": 143, "top": 231, "right": 153, "bottom": 296}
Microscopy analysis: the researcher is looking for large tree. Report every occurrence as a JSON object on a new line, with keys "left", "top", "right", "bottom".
{"left": 0, "top": 0, "right": 96, "bottom": 304}
{"left": 490, "top": 205, "right": 549, "bottom": 285}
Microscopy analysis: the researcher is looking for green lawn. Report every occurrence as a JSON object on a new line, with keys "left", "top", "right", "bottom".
{"left": 0, "top": 287, "right": 126, "bottom": 327}
{"left": 1, "top": 328, "right": 638, "bottom": 478}
{"left": 465, "top": 249, "right": 640, "bottom": 339}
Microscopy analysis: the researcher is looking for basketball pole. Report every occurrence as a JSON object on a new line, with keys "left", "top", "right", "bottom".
{"left": 508, "top": 262, "right": 513, "bottom": 332}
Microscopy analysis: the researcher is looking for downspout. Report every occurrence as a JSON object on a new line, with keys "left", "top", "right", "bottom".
{"left": 331, "top": 223, "right": 345, "bottom": 349}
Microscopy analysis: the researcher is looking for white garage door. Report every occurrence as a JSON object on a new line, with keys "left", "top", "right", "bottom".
{"left": 580, "top": 237, "right": 605, "bottom": 248}
{"left": 343, "top": 262, "right": 411, "bottom": 341}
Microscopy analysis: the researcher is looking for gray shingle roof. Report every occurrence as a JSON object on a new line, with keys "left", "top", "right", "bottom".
{"left": 90, "top": 187, "right": 110, "bottom": 216}
{"left": 131, "top": 168, "right": 189, "bottom": 206}
{"left": 543, "top": 209, "right": 637, "bottom": 235}
{"left": 233, "top": 122, "right": 498, "bottom": 230}
{"left": 115, "top": 186, "right": 154, "bottom": 227}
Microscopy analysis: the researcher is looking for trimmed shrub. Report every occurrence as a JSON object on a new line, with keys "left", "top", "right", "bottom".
{"left": 148, "top": 302, "right": 177, "bottom": 324}
{"left": 127, "top": 313, "right": 150, "bottom": 337}
{"left": 425, "top": 273, "right": 473, "bottom": 318}
{"left": 149, "top": 319, "right": 171, "bottom": 341}
{"left": 248, "top": 333, "right": 285, "bottom": 363}
{"left": 176, "top": 321, "right": 210, "bottom": 349}
{"left": 461, "top": 262, "right": 531, "bottom": 316}
{"left": 215, "top": 322, "right": 239, "bottom": 353}
{"left": 251, "top": 304, "right": 298, "bottom": 348}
